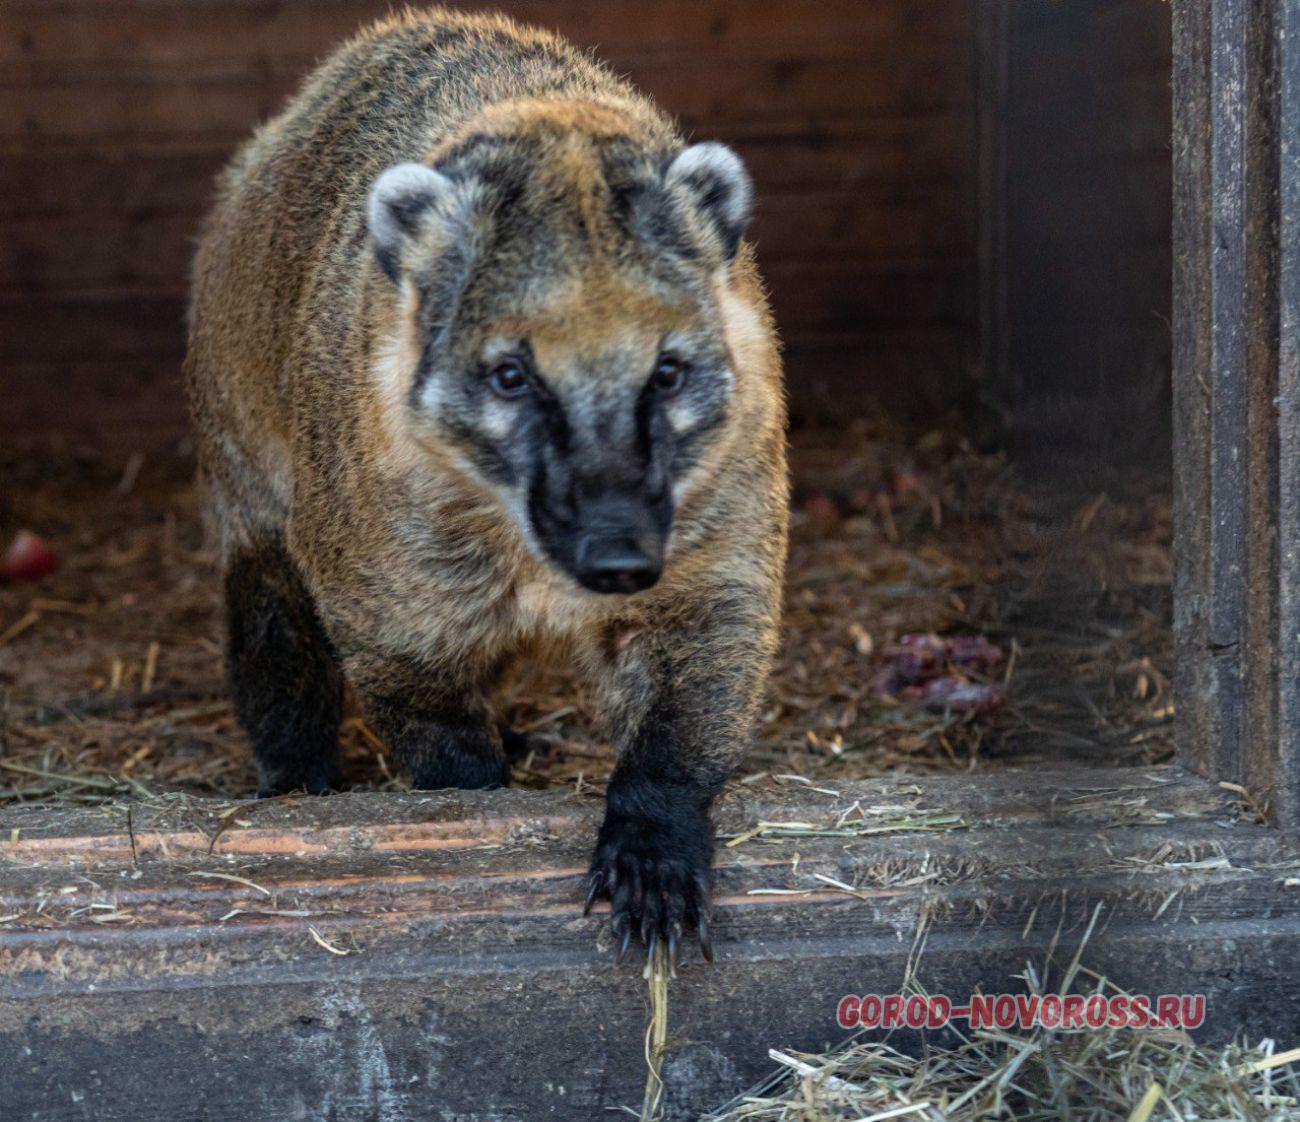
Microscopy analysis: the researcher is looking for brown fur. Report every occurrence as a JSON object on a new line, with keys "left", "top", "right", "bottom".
{"left": 185, "top": 6, "right": 788, "bottom": 957}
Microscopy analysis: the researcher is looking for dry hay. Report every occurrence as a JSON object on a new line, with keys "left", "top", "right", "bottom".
{"left": 703, "top": 1030, "right": 1300, "bottom": 1122}
{"left": 630, "top": 899, "right": 1289, "bottom": 1122}
{"left": 1, "top": 420, "right": 1174, "bottom": 806}
{"left": 703, "top": 957, "right": 1298, "bottom": 1122}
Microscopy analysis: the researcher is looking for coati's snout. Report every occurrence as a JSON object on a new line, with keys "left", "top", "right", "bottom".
{"left": 470, "top": 339, "right": 689, "bottom": 594}
{"left": 575, "top": 534, "right": 661, "bottom": 595}
{"left": 531, "top": 470, "right": 671, "bottom": 595}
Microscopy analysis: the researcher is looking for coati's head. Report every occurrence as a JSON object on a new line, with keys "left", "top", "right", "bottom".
{"left": 366, "top": 100, "right": 755, "bottom": 595}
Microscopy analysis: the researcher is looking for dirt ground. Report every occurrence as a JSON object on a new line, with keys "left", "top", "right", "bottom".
{"left": 0, "top": 419, "right": 1174, "bottom": 806}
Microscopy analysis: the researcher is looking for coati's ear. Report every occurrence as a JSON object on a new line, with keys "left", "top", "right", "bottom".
{"left": 367, "top": 162, "right": 465, "bottom": 284}
{"left": 664, "top": 142, "right": 754, "bottom": 262}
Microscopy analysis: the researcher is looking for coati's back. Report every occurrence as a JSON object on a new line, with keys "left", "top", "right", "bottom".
{"left": 185, "top": 9, "right": 676, "bottom": 537}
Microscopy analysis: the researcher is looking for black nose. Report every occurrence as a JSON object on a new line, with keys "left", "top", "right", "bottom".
{"left": 574, "top": 535, "right": 662, "bottom": 594}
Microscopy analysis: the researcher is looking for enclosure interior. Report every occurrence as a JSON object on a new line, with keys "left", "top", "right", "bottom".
{"left": 0, "top": 0, "right": 1175, "bottom": 801}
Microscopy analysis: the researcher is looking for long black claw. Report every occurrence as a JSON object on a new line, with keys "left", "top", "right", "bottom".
{"left": 588, "top": 805, "right": 715, "bottom": 969}
{"left": 698, "top": 916, "right": 714, "bottom": 963}
{"left": 584, "top": 873, "right": 603, "bottom": 916}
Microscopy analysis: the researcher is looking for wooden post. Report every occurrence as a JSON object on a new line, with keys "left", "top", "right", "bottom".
{"left": 1172, "top": 0, "right": 1300, "bottom": 827}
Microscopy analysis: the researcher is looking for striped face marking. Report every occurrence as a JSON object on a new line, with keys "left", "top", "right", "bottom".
{"left": 387, "top": 271, "right": 737, "bottom": 591}
{"left": 365, "top": 122, "right": 759, "bottom": 593}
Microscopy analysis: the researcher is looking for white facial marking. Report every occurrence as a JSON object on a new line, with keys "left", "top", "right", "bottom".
{"left": 416, "top": 368, "right": 448, "bottom": 417}
{"left": 482, "top": 335, "right": 520, "bottom": 363}
{"left": 666, "top": 396, "right": 699, "bottom": 434}
{"left": 480, "top": 399, "right": 514, "bottom": 439}
{"left": 715, "top": 273, "right": 766, "bottom": 372}
{"left": 370, "top": 291, "right": 428, "bottom": 467}
{"left": 496, "top": 490, "right": 546, "bottom": 562}
{"left": 373, "top": 327, "right": 410, "bottom": 403}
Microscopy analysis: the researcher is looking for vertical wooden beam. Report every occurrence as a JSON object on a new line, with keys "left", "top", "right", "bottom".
{"left": 1173, "top": 0, "right": 1214, "bottom": 793}
{"left": 1281, "top": 0, "right": 1300, "bottom": 831}
{"left": 1173, "top": 0, "right": 1300, "bottom": 827}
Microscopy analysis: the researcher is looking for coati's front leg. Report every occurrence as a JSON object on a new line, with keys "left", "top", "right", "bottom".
{"left": 586, "top": 594, "right": 776, "bottom": 964}
{"left": 224, "top": 542, "right": 344, "bottom": 797}
{"left": 348, "top": 654, "right": 510, "bottom": 791}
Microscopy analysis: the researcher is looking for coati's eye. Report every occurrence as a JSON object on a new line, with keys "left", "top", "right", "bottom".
{"left": 650, "top": 355, "right": 689, "bottom": 396}
{"left": 487, "top": 359, "right": 530, "bottom": 400}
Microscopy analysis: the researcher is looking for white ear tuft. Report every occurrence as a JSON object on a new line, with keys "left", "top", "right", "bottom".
{"left": 665, "top": 142, "right": 754, "bottom": 260}
{"left": 367, "top": 163, "right": 457, "bottom": 283}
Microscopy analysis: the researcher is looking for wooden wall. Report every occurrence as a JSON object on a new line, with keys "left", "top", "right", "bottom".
{"left": 0, "top": 0, "right": 979, "bottom": 447}
{"left": 992, "top": 0, "right": 1173, "bottom": 464}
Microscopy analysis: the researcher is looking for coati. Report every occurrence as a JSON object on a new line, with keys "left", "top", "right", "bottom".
{"left": 185, "top": 7, "right": 788, "bottom": 962}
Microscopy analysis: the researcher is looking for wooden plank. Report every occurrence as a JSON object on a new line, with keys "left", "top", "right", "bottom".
{"left": 0, "top": 0, "right": 981, "bottom": 440}
{"left": 1237, "top": 0, "right": 1283, "bottom": 812}
{"left": 0, "top": 293, "right": 184, "bottom": 361}
{"left": 1207, "top": 0, "right": 1252, "bottom": 787}
{"left": 0, "top": 0, "right": 970, "bottom": 68}
{"left": 1, "top": 328, "right": 975, "bottom": 451}
{"left": 0, "top": 359, "right": 185, "bottom": 449}
{"left": 0, "top": 72, "right": 292, "bottom": 147}
{"left": 0, "top": 189, "right": 967, "bottom": 292}
{"left": 1016, "top": 159, "right": 1172, "bottom": 247}
{"left": 0, "top": 41, "right": 972, "bottom": 90}
{"left": 767, "top": 259, "right": 972, "bottom": 333}
{"left": 998, "top": 0, "right": 1172, "bottom": 461}
{"left": 1006, "top": 7, "right": 1170, "bottom": 90}
{"left": 0, "top": 262, "right": 974, "bottom": 447}
{"left": 0, "top": 258, "right": 970, "bottom": 356}
{"left": 1280, "top": 0, "right": 1300, "bottom": 834}
{"left": 2, "top": 766, "right": 1298, "bottom": 1120}
{"left": 0, "top": 212, "right": 200, "bottom": 291}
{"left": 0, "top": 118, "right": 969, "bottom": 213}
{"left": 0, "top": 52, "right": 972, "bottom": 146}
{"left": 1172, "top": 0, "right": 1214, "bottom": 791}
{"left": 0, "top": 148, "right": 229, "bottom": 217}
{"left": 1172, "top": 0, "right": 1299, "bottom": 827}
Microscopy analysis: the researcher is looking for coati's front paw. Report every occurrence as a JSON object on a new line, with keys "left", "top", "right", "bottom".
{"left": 584, "top": 797, "right": 715, "bottom": 966}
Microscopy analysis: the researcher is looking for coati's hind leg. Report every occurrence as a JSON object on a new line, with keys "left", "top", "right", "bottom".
{"left": 350, "top": 657, "right": 510, "bottom": 791}
{"left": 224, "top": 543, "right": 343, "bottom": 797}
{"left": 498, "top": 726, "right": 540, "bottom": 762}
